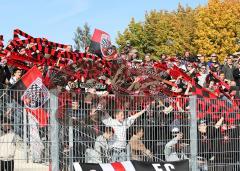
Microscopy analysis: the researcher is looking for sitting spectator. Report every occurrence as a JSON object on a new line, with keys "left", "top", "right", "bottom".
{"left": 0, "top": 117, "right": 16, "bottom": 171}
{"left": 85, "top": 127, "right": 114, "bottom": 163}
{"left": 164, "top": 127, "right": 188, "bottom": 162}
{"left": 129, "top": 127, "right": 153, "bottom": 160}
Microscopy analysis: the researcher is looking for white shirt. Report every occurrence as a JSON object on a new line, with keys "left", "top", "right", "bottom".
{"left": 164, "top": 137, "right": 187, "bottom": 162}
{"left": 94, "top": 135, "right": 109, "bottom": 162}
{"left": 102, "top": 114, "right": 136, "bottom": 149}
{"left": 198, "top": 73, "right": 208, "bottom": 87}
{"left": 9, "top": 76, "right": 18, "bottom": 85}
{"left": 85, "top": 135, "right": 110, "bottom": 163}
{"left": 0, "top": 132, "right": 16, "bottom": 161}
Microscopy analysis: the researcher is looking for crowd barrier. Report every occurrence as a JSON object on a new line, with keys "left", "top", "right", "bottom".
{"left": 0, "top": 89, "right": 239, "bottom": 171}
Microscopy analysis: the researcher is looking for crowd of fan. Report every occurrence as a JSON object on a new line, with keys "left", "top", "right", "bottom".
{"left": 0, "top": 38, "right": 240, "bottom": 171}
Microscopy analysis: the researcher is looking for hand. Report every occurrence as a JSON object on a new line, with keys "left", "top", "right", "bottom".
{"left": 145, "top": 150, "right": 153, "bottom": 158}
{"left": 176, "top": 133, "right": 183, "bottom": 140}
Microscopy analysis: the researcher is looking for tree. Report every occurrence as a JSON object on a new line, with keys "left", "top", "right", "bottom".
{"left": 73, "top": 23, "right": 91, "bottom": 52}
{"left": 116, "top": 0, "right": 240, "bottom": 62}
{"left": 116, "top": 6, "right": 196, "bottom": 58}
{"left": 116, "top": 18, "right": 145, "bottom": 55}
{"left": 193, "top": 0, "right": 240, "bottom": 62}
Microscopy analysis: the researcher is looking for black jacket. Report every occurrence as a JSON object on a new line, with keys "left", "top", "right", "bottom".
{"left": 0, "top": 65, "right": 11, "bottom": 89}
{"left": 233, "top": 68, "right": 240, "bottom": 86}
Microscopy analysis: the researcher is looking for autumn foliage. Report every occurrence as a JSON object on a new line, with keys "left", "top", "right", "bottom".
{"left": 116, "top": 0, "right": 240, "bottom": 62}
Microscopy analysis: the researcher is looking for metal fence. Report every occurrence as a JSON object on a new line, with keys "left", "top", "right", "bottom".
{"left": 0, "top": 89, "right": 239, "bottom": 171}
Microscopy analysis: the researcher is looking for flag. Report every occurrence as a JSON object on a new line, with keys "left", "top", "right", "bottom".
{"left": 191, "top": 82, "right": 217, "bottom": 99}
{"left": 73, "top": 160, "right": 189, "bottom": 171}
{"left": 169, "top": 65, "right": 192, "bottom": 83}
{"left": 11, "top": 66, "right": 50, "bottom": 127}
{"left": 89, "top": 29, "right": 112, "bottom": 58}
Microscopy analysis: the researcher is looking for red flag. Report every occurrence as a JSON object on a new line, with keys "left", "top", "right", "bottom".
{"left": 89, "top": 29, "right": 112, "bottom": 58}
{"left": 12, "top": 66, "right": 49, "bottom": 127}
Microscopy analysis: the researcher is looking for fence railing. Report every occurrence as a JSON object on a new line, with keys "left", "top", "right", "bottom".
{"left": 0, "top": 89, "right": 239, "bottom": 171}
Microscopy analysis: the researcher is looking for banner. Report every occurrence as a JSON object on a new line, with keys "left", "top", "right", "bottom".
{"left": 73, "top": 160, "right": 189, "bottom": 171}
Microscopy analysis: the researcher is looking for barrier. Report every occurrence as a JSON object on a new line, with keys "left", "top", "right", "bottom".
{"left": 0, "top": 90, "right": 239, "bottom": 171}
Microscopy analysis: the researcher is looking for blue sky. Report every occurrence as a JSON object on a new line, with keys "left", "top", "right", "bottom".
{"left": 1, "top": 0, "right": 207, "bottom": 46}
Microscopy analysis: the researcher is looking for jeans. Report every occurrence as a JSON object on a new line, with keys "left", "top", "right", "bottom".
{"left": 110, "top": 148, "right": 127, "bottom": 162}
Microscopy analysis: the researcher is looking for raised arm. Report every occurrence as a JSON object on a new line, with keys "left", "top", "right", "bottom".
{"left": 131, "top": 108, "right": 147, "bottom": 120}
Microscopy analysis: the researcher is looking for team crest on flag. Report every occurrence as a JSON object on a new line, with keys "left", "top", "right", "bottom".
{"left": 22, "top": 77, "right": 50, "bottom": 109}
{"left": 100, "top": 33, "right": 111, "bottom": 57}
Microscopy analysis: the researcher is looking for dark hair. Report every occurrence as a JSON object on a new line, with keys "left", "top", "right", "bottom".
{"left": 12, "top": 67, "right": 21, "bottom": 74}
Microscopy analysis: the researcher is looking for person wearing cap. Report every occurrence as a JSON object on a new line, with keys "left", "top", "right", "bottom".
{"left": 164, "top": 127, "right": 188, "bottom": 162}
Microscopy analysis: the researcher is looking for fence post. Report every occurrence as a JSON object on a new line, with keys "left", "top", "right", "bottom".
{"left": 23, "top": 108, "right": 28, "bottom": 162}
{"left": 50, "top": 89, "right": 59, "bottom": 171}
{"left": 190, "top": 96, "right": 198, "bottom": 171}
{"left": 69, "top": 117, "right": 74, "bottom": 171}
